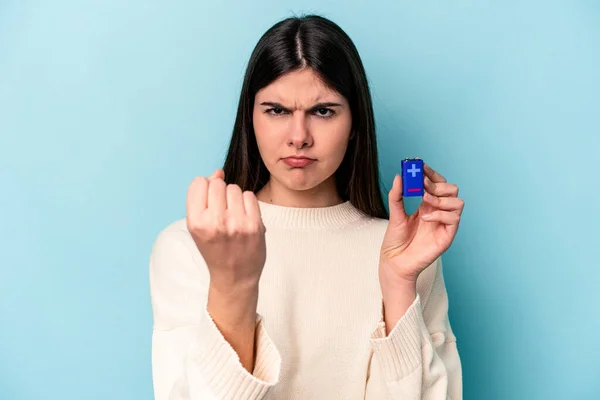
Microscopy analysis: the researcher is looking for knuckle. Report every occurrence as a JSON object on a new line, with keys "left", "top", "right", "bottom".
{"left": 207, "top": 224, "right": 226, "bottom": 240}
{"left": 188, "top": 216, "right": 211, "bottom": 236}
{"left": 243, "top": 220, "right": 262, "bottom": 234}
{"left": 186, "top": 217, "right": 199, "bottom": 232}
{"left": 251, "top": 222, "right": 264, "bottom": 233}
{"left": 214, "top": 213, "right": 228, "bottom": 228}
{"left": 226, "top": 219, "right": 243, "bottom": 236}
{"left": 196, "top": 213, "right": 223, "bottom": 234}
{"left": 227, "top": 226, "right": 242, "bottom": 237}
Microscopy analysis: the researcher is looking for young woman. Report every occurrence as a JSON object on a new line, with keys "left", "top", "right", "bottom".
{"left": 150, "top": 14, "right": 464, "bottom": 400}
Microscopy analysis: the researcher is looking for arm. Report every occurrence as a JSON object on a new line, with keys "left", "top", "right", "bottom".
{"left": 207, "top": 282, "right": 260, "bottom": 374}
{"left": 149, "top": 227, "right": 282, "bottom": 400}
{"left": 365, "top": 257, "right": 462, "bottom": 399}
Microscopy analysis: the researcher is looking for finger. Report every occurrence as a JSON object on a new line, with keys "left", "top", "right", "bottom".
{"left": 208, "top": 168, "right": 224, "bottom": 180}
{"left": 424, "top": 177, "right": 459, "bottom": 197}
{"left": 421, "top": 210, "right": 461, "bottom": 225}
{"left": 423, "top": 163, "right": 447, "bottom": 183}
{"left": 207, "top": 178, "right": 227, "bottom": 214}
{"left": 187, "top": 177, "right": 209, "bottom": 220}
{"left": 226, "top": 184, "right": 245, "bottom": 217}
{"left": 388, "top": 174, "right": 407, "bottom": 221}
{"left": 423, "top": 192, "right": 464, "bottom": 213}
{"left": 243, "top": 191, "right": 262, "bottom": 224}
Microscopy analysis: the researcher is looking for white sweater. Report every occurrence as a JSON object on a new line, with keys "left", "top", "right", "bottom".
{"left": 149, "top": 200, "right": 462, "bottom": 399}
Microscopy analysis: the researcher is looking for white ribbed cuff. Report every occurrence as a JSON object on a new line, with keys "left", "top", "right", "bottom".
{"left": 251, "top": 314, "right": 281, "bottom": 382}
{"left": 369, "top": 293, "right": 424, "bottom": 381}
{"left": 188, "top": 307, "right": 282, "bottom": 399}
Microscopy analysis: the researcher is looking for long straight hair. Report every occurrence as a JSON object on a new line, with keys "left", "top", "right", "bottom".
{"left": 222, "top": 14, "right": 389, "bottom": 220}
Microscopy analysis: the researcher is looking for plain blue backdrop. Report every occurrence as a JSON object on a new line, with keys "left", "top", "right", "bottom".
{"left": 1, "top": 1, "right": 599, "bottom": 399}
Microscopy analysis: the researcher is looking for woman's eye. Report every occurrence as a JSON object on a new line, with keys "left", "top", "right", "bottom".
{"left": 267, "top": 108, "right": 285, "bottom": 115}
{"left": 315, "top": 108, "right": 334, "bottom": 118}
{"left": 265, "top": 107, "right": 334, "bottom": 117}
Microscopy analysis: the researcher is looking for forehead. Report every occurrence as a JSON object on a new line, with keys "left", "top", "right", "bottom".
{"left": 255, "top": 68, "right": 345, "bottom": 104}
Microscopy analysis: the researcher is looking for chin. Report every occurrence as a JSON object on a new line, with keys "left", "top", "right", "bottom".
{"left": 272, "top": 171, "right": 318, "bottom": 191}
{"left": 287, "top": 179, "right": 320, "bottom": 191}
{"left": 290, "top": 173, "right": 334, "bottom": 192}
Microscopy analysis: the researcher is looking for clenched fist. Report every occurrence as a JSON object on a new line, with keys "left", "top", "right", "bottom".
{"left": 186, "top": 169, "right": 267, "bottom": 292}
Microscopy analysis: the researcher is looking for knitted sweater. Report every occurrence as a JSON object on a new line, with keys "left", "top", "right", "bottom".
{"left": 149, "top": 200, "right": 462, "bottom": 399}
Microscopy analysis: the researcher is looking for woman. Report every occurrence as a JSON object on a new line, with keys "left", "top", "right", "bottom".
{"left": 150, "top": 14, "right": 464, "bottom": 400}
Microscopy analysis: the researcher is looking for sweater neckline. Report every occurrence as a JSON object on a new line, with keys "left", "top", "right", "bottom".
{"left": 257, "top": 200, "right": 368, "bottom": 230}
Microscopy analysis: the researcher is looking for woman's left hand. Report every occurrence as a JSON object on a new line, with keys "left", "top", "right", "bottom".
{"left": 379, "top": 163, "right": 464, "bottom": 286}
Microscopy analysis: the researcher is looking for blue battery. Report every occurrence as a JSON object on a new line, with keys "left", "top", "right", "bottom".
{"left": 401, "top": 158, "right": 424, "bottom": 197}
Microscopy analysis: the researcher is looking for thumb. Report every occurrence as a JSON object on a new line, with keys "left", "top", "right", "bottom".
{"left": 388, "top": 174, "right": 408, "bottom": 222}
{"left": 208, "top": 168, "right": 225, "bottom": 180}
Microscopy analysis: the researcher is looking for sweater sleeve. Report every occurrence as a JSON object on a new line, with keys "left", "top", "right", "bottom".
{"left": 149, "top": 227, "right": 282, "bottom": 400}
{"left": 365, "top": 257, "right": 463, "bottom": 400}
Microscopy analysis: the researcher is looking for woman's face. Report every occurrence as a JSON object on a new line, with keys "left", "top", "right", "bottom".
{"left": 253, "top": 68, "right": 352, "bottom": 204}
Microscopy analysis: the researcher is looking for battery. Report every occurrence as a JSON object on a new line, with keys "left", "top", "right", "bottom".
{"left": 401, "top": 158, "right": 424, "bottom": 197}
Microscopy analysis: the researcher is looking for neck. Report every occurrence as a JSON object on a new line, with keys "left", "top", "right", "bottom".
{"left": 256, "top": 178, "right": 343, "bottom": 208}
{"left": 256, "top": 199, "right": 368, "bottom": 230}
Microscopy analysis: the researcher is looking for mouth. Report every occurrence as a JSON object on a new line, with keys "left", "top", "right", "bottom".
{"left": 282, "top": 157, "right": 316, "bottom": 167}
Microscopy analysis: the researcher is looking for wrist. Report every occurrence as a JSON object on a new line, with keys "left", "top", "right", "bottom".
{"left": 207, "top": 282, "right": 259, "bottom": 326}
{"left": 381, "top": 279, "right": 416, "bottom": 307}
{"left": 378, "top": 260, "right": 419, "bottom": 286}
{"left": 380, "top": 280, "right": 417, "bottom": 336}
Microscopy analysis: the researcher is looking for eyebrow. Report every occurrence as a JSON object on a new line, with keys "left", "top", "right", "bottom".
{"left": 259, "top": 101, "right": 343, "bottom": 111}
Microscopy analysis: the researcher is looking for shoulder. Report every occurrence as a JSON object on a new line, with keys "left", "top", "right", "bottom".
{"left": 149, "top": 218, "right": 210, "bottom": 329}
{"left": 151, "top": 217, "right": 191, "bottom": 248}
{"left": 155, "top": 217, "right": 189, "bottom": 238}
{"left": 355, "top": 215, "right": 390, "bottom": 239}
{"left": 149, "top": 217, "right": 204, "bottom": 273}
{"left": 367, "top": 216, "right": 390, "bottom": 230}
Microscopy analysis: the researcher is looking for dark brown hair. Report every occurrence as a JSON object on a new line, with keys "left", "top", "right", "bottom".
{"left": 222, "top": 14, "right": 389, "bottom": 219}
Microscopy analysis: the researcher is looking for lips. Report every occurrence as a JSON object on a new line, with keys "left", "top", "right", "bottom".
{"left": 283, "top": 157, "right": 315, "bottom": 167}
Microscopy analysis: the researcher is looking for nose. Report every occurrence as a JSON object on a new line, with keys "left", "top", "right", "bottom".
{"left": 288, "top": 113, "right": 312, "bottom": 148}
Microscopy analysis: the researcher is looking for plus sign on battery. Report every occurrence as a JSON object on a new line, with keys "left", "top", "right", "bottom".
{"left": 407, "top": 164, "right": 421, "bottom": 178}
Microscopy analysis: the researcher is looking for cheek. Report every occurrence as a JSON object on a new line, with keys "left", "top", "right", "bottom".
{"left": 253, "top": 113, "right": 280, "bottom": 161}
{"left": 252, "top": 108, "right": 264, "bottom": 136}
{"left": 327, "top": 141, "right": 350, "bottom": 165}
{"left": 323, "top": 118, "right": 352, "bottom": 163}
{"left": 320, "top": 116, "right": 352, "bottom": 148}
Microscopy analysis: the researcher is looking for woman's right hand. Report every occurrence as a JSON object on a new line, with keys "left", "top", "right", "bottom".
{"left": 186, "top": 168, "right": 267, "bottom": 293}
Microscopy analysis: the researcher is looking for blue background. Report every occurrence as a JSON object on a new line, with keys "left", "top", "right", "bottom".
{"left": 1, "top": 1, "right": 598, "bottom": 399}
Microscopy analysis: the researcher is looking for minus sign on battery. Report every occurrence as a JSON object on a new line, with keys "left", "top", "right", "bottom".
{"left": 407, "top": 188, "right": 421, "bottom": 192}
